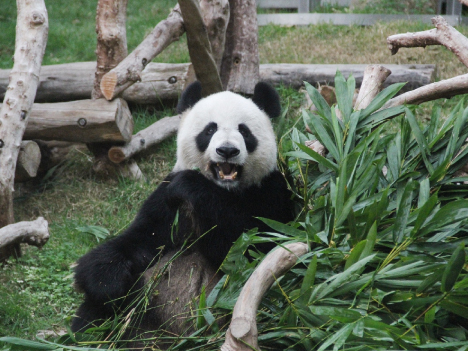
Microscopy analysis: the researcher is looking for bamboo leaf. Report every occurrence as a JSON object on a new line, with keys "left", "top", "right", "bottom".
{"left": 303, "top": 110, "right": 341, "bottom": 161}
{"left": 441, "top": 243, "right": 466, "bottom": 293}
{"left": 393, "top": 179, "right": 416, "bottom": 243}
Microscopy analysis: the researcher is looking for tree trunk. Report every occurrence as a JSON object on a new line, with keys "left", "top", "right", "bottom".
{"left": 0, "top": 0, "right": 48, "bottom": 261}
{"left": 178, "top": 0, "right": 223, "bottom": 97}
{"left": 220, "top": 0, "right": 260, "bottom": 94}
{"left": 93, "top": 0, "right": 128, "bottom": 99}
{"left": 91, "top": 0, "right": 142, "bottom": 180}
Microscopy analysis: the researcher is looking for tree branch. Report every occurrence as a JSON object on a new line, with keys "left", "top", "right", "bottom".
{"left": 221, "top": 243, "right": 308, "bottom": 351}
{"left": 108, "top": 115, "right": 180, "bottom": 163}
{"left": 387, "top": 16, "right": 468, "bottom": 68}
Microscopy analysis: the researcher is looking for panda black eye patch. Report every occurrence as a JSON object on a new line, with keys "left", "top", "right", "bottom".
{"left": 196, "top": 122, "right": 218, "bottom": 152}
{"left": 238, "top": 123, "right": 258, "bottom": 153}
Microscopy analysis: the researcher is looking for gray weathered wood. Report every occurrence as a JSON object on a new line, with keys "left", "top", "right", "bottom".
{"left": 260, "top": 63, "right": 436, "bottom": 92}
{"left": 220, "top": 0, "right": 260, "bottom": 94}
{"left": 0, "top": 62, "right": 436, "bottom": 103}
{"left": 15, "top": 141, "right": 41, "bottom": 183}
{"left": 178, "top": 0, "right": 223, "bottom": 97}
{"left": 257, "top": 13, "right": 460, "bottom": 26}
{"left": 108, "top": 115, "right": 180, "bottom": 163}
{"left": 6, "top": 98, "right": 134, "bottom": 143}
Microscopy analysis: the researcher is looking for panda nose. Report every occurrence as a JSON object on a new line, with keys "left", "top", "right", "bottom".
{"left": 216, "top": 146, "right": 240, "bottom": 159}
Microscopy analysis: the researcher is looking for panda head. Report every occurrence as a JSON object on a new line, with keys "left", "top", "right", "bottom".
{"left": 173, "top": 81, "right": 281, "bottom": 190}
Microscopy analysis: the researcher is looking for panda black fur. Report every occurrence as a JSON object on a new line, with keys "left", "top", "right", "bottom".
{"left": 71, "top": 82, "right": 294, "bottom": 337}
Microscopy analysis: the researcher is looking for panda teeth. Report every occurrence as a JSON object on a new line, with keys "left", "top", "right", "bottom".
{"left": 232, "top": 171, "right": 238, "bottom": 180}
{"left": 218, "top": 170, "right": 225, "bottom": 179}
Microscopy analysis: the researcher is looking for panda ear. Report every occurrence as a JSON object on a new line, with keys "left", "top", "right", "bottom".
{"left": 252, "top": 82, "right": 281, "bottom": 118}
{"left": 177, "top": 81, "right": 203, "bottom": 114}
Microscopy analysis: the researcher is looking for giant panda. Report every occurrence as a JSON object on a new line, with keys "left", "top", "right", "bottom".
{"left": 71, "top": 81, "right": 294, "bottom": 344}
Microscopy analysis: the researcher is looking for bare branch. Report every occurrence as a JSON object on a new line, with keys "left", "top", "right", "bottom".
{"left": 221, "top": 243, "right": 308, "bottom": 351}
{"left": 108, "top": 115, "right": 180, "bottom": 163}
{"left": 387, "top": 16, "right": 468, "bottom": 68}
{"left": 382, "top": 73, "right": 468, "bottom": 109}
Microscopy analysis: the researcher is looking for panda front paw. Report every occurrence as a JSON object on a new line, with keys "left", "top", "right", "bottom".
{"left": 165, "top": 170, "right": 209, "bottom": 208}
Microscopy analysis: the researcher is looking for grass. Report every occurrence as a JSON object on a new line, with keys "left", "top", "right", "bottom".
{"left": 0, "top": 0, "right": 468, "bottom": 344}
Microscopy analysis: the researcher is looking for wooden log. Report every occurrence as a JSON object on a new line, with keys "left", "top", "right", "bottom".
{"left": 220, "top": 0, "right": 260, "bottom": 94}
{"left": 15, "top": 140, "right": 41, "bottom": 182}
{"left": 0, "top": 217, "right": 49, "bottom": 249}
{"left": 220, "top": 243, "right": 309, "bottom": 351}
{"left": 0, "top": 0, "right": 48, "bottom": 261}
{"left": 4, "top": 98, "right": 134, "bottom": 143}
{"left": 108, "top": 115, "right": 180, "bottom": 163}
{"left": 178, "top": 0, "right": 223, "bottom": 97}
{"left": 93, "top": 0, "right": 128, "bottom": 99}
{"left": 260, "top": 63, "right": 436, "bottom": 93}
{"left": 0, "top": 63, "right": 436, "bottom": 104}
{"left": 100, "top": 5, "right": 184, "bottom": 101}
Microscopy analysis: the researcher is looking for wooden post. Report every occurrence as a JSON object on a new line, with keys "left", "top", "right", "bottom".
{"left": 0, "top": 0, "right": 49, "bottom": 261}
{"left": 91, "top": 0, "right": 143, "bottom": 180}
{"left": 93, "top": 0, "right": 128, "bottom": 99}
{"left": 220, "top": 0, "right": 260, "bottom": 94}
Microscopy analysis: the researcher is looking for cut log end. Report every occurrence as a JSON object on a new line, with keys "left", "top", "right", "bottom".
{"left": 100, "top": 71, "right": 118, "bottom": 100}
{"left": 108, "top": 147, "right": 126, "bottom": 163}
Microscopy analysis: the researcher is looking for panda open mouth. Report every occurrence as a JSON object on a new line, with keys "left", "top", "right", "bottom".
{"left": 210, "top": 162, "right": 242, "bottom": 181}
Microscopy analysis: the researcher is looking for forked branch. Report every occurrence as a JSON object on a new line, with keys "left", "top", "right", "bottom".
{"left": 387, "top": 16, "right": 468, "bottom": 68}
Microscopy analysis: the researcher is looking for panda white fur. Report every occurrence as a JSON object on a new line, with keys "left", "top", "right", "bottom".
{"left": 71, "top": 82, "right": 294, "bottom": 340}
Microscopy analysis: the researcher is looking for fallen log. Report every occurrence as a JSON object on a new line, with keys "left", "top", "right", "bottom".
{"left": 15, "top": 141, "right": 41, "bottom": 183}
{"left": 108, "top": 115, "right": 180, "bottom": 163}
{"left": 7, "top": 98, "right": 134, "bottom": 143}
{"left": 0, "top": 63, "right": 436, "bottom": 104}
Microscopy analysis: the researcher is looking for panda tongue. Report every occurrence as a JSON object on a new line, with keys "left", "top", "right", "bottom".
{"left": 220, "top": 163, "right": 234, "bottom": 175}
